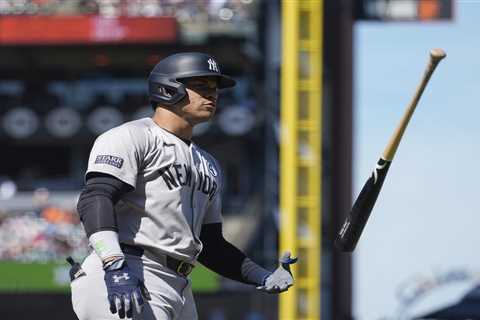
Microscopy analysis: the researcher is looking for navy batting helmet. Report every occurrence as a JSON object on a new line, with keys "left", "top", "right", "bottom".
{"left": 148, "top": 52, "right": 236, "bottom": 108}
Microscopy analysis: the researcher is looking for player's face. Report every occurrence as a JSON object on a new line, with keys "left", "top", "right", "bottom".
{"left": 179, "top": 77, "right": 219, "bottom": 124}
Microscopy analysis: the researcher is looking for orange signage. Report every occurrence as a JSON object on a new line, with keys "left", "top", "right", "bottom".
{"left": 418, "top": 0, "right": 440, "bottom": 21}
{"left": 0, "top": 16, "right": 177, "bottom": 45}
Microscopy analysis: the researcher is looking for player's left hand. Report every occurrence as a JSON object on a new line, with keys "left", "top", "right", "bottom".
{"left": 256, "top": 251, "right": 297, "bottom": 294}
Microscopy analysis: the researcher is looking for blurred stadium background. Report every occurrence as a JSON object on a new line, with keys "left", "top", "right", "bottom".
{"left": 0, "top": 0, "right": 472, "bottom": 320}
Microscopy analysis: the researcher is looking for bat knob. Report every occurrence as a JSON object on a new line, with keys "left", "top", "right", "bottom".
{"left": 430, "top": 48, "right": 446, "bottom": 61}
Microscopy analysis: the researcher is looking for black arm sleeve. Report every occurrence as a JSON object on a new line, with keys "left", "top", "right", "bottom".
{"left": 77, "top": 173, "right": 133, "bottom": 237}
{"left": 198, "top": 223, "right": 271, "bottom": 286}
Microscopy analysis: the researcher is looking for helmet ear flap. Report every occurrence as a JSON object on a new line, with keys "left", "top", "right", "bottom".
{"left": 148, "top": 74, "right": 187, "bottom": 108}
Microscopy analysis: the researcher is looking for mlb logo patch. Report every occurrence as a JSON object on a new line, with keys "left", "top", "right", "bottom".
{"left": 95, "top": 155, "right": 124, "bottom": 169}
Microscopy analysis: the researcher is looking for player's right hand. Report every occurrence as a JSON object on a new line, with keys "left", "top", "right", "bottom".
{"left": 104, "top": 258, "right": 151, "bottom": 319}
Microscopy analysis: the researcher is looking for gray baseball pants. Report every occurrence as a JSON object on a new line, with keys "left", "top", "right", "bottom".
{"left": 71, "top": 252, "right": 198, "bottom": 320}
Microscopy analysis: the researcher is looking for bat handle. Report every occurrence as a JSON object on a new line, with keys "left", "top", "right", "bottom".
{"left": 382, "top": 49, "right": 446, "bottom": 161}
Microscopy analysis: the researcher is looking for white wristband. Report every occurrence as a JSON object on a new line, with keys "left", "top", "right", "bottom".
{"left": 89, "top": 230, "right": 124, "bottom": 262}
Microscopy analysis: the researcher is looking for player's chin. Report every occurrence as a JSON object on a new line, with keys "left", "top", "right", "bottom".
{"left": 193, "top": 112, "right": 214, "bottom": 124}
{"left": 199, "top": 108, "right": 216, "bottom": 119}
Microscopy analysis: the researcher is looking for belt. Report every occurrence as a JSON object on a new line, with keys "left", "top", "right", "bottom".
{"left": 120, "top": 243, "right": 194, "bottom": 277}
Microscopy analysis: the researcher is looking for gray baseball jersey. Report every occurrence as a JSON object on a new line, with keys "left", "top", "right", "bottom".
{"left": 86, "top": 117, "right": 223, "bottom": 263}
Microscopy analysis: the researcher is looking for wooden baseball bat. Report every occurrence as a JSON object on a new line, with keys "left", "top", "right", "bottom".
{"left": 335, "top": 49, "right": 446, "bottom": 252}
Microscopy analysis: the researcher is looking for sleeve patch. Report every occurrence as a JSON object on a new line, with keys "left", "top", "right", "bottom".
{"left": 95, "top": 155, "right": 124, "bottom": 169}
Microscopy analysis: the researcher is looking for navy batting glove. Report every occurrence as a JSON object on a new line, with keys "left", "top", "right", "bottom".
{"left": 257, "top": 251, "right": 298, "bottom": 294}
{"left": 104, "top": 258, "right": 151, "bottom": 319}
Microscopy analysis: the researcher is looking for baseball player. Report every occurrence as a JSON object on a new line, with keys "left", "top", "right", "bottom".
{"left": 69, "top": 52, "right": 297, "bottom": 320}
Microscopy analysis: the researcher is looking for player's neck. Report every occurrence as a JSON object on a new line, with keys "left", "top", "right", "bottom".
{"left": 152, "top": 108, "right": 193, "bottom": 140}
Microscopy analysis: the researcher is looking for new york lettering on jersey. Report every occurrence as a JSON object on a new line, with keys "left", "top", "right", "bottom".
{"left": 158, "top": 149, "right": 218, "bottom": 201}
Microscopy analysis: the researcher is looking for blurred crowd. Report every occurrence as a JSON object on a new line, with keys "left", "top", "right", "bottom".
{"left": 0, "top": 79, "right": 151, "bottom": 140}
{"left": 0, "top": 0, "right": 257, "bottom": 24}
{"left": 0, "top": 204, "right": 88, "bottom": 262}
{"left": 0, "top": 76, "right": 256, "bottom": 139}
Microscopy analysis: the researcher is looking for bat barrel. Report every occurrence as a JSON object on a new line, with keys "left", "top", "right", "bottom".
{"left": 335, "top": 159, "right": 392, "bottom": 252}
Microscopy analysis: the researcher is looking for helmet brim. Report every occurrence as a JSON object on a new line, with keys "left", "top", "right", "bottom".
{"left": 217, "top": 74, "right": 236, "bottom": 89}
{"left": 175, "top": 72, "right": 236, "bottom": 89}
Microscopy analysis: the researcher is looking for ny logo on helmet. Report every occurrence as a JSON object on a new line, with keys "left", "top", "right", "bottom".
{"left": 207, "top": 58, "right": 219, "bottom": 72}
